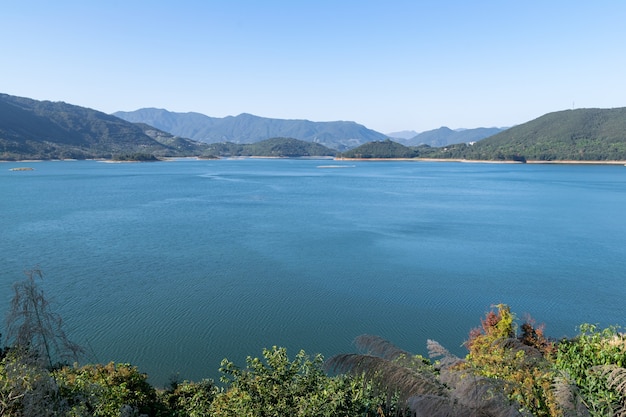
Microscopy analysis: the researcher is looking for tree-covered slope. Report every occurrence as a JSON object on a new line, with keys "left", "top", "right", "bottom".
{"left": 0, "top": 94, "right": 211, "bottom": 160}
{"left": 200, "top": 137, "right": 336, "bottom": 157}
{"left": 465, "top": 108, "right": 626, "bottom": 161}
{"left": 345, "top": 108, "right": 626, "bottom": 161}
{"left": 114, "top": 108, "right": 388, "bottom": 150}
{"left": 239, "top": 137, "right": 336, "bottom": 157}
{"left": 340, "top": 139, "right": 419, "bottom": 158}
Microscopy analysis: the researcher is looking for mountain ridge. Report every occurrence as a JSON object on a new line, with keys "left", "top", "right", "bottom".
{"left": 0, "top": 94, "right": 211, "bottom": 160}
{"left": 3, "top": 92, "right": 626, "bottom": 162}
{"left": 399, "top": 126, "right": 506, "bottom": 147}
{"left": 113, "top": 108, "right": 387, "bottom": 150}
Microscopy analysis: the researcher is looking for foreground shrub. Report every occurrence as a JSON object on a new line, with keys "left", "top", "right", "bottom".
{"left": 328, "top": 333, "right": 522, "bottom": 417}
{"left": 0, "top": 351, "right": 60, "bottom": 417}
{"left": 158, "top": 378, "right": 217, "bottom": 417}
{"left": 555, "top": 323, "right": 626, "bottom": 416}
{"left": 211, "top": 346, "right": 378, "bottom": 417}
{"left": 463, "top": 304, "right": 559, "bottom": 416}
{"left": 55, "top": 362, "right": 161, "bottom": 417}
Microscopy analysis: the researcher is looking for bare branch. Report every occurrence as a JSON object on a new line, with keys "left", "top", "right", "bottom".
{"left": 5, "top": 269, "right": 84, "bottom": 368}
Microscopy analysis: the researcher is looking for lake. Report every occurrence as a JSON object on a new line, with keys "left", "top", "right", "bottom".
{"left": 1, "top": 158, "right": 625, "bottom": 385}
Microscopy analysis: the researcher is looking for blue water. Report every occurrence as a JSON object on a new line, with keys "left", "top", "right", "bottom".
{"left": 1, "top": 159, "right": 625, "bottom": 385}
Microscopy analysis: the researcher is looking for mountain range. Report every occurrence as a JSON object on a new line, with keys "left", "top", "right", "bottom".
{"left": 2, "top": 92, "right": 625, "bottom": 162}
{"left": 115, "top": 108, "right": 504, "bottom": 149}
{"left": 113, "top": 108, "right": 387, "bottom": 151}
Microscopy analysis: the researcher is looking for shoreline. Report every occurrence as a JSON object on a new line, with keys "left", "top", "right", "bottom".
{"left": 335, "top": 157, "right": 626, "bottom": 165}
{"left": 2, "top": 157, "right": 626, "bottom": 165}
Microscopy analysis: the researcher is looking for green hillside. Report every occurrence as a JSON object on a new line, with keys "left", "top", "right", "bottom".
{"left": 201, "top": 137, "right": 336, "bottom": 157}
{"left": 240, "top": 137, "right": 336, "bottom": 157}
{"left": 340, "top": 139, "right": 418, "bottom": 158}
{"left": 342, "top": 108, "right": 626, "bottom": 161}
{"left": 0, "top": 94, "right": 211, "bottom": 160}
{"left": 464, "top": 108, "right": 626, "bottom": 161}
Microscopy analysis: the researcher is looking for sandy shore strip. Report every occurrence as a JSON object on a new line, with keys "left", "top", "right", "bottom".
{"left": 525, "top": 160, "right": 626, "bottom": 165}
{"left": 336, "top": 157, "right": 626, "bottom": 165}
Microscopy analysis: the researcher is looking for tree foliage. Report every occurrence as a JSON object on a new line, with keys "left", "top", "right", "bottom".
{"left": 158, "top": 378, "right": 218, "bottom": 417}
{"left": 0, "top": 350, "right": 60, "bottom": 417}
{"left": 462, "top": 305, "right": 559, "bottom": 417}
{"left": 111, "top": 152, "right": 160, "bottom": 162}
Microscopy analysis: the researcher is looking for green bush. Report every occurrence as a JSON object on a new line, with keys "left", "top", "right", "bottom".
{"left": 0, "top": 351, "right": 59, "bottom": 417}
{"left": 158, "top": 378, "right": 217, "bottom": 417}
{"left": 555, "top": 324, "right": 626, "bottom": 416}
{"left": 211, "top": 346, "right": 377, "bottom": 417}
{"left": 55, "top": 362, "right": 161, "bottom": 417}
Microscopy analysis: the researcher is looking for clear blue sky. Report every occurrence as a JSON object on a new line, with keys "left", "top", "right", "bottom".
{"left": 2, "top": 1, "right": 625, "bottom": 133}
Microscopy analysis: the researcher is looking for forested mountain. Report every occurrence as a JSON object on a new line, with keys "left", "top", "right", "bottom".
{"left": 461, "top": 108, "right": 626, "bottom": 161}
{"left": 113, "top": 108, "right": 388, "bottom": 150}
{"left": 0, "top": 94, "right": 211, "bottom": 160}
{"left": 401, "top": 126, "right": 505, "bottom": 147}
